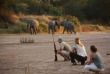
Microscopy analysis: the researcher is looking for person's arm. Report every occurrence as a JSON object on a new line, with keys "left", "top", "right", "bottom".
{"left": 87, "top": 54, "right": 94, "bottom": 65}
{"left": 59, "top": 43, "right": 64, "bottom": 51}
{"left": 72, "top": 47, "right": 76, "bottom": 53}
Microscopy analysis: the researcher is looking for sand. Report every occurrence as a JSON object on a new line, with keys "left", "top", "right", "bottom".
{"left": 0, "top": 32, "right": 110, "bottom": 74}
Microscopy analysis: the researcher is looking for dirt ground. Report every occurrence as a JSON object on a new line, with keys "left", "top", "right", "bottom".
{"left": 0, "top": 32, "right": 110, "bottom": 74}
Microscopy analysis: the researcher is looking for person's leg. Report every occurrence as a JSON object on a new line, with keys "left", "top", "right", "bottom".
{"left": 61, "top": 51, "right": 70, "bottom": 61}
{"left": 58, "top": 52, "right": 70, "bottom": 61}
{"left": 85, "top": 63, "right": 100, "bottom": 73}
{"left": 70, "top": 52, "right": 77, "bottom": 64}
{"left": 89, "top": 69, "right": 100, "bottom": 73}
{"left": 73, "top": 55, "right": 87, "bottom": 65}
{"left": 81, "top": 57, "right": 87, "bottom": 65}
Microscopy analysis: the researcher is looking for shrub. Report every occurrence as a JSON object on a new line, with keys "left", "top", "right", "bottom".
{"left": 65, "top": 15, "right": 80, "bottom": 26}
{"left": 7, "top": 22, "right": 26, "bottom": 34}
{"left": 91, "top": 25, "right": 106, "bottom": 31}
{"left": 8, "top": 14, "right": 19, "bottom": 23}
{"left": 50, "top": 7, "right": 63, "bottom": 16}
{"left": 38, "top": 22, "right": 48, "bottom": 33}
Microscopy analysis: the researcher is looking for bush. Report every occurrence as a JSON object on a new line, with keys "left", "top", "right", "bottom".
{"left": 10, "top": 3, "right": 28, "bottom": 14}
{"left": 91, "top": 25, "right": 106, "bottom": 31}
{"left": 50, "top": 7, "right": 63, "bottom": 16}
{"left": 7, "top": 22, "right": 26, "bottom": 34}
{"left": 66, "top": 15, "right": 80, "bottom": 26}
{"left": 38, "top": 22, "right": 48, "bottom": 33}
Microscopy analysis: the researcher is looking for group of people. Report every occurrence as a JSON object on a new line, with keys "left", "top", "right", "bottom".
{"left": 57, "top": 38, "right": 104, "bottom": 73}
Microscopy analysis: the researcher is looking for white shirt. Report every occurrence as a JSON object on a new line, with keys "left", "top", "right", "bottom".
{"left": 60, "top": 41, "right": 72, "bottom": 52}
{"left": 75, "top": 44, "right": 87, "bottom": 57}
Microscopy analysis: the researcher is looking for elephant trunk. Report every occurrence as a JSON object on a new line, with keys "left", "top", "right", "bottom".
{"left": 58, "top": 24, "right": 60, "bottom": 29}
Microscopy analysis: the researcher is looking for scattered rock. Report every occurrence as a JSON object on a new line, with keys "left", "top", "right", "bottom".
{"left": 20, "top": 37, "right": 34, "bottom": 43}
{"left": 106, "top": 53, "right": 110, "bottom": 55}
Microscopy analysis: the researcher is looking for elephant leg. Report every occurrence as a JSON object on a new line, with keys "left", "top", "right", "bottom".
{"left": 32, "top": 26, "right": 36, "bottom": 34}
{"left": 52, "top": 26, "right": 54, "bottom": 34}
{"left": 63, "top": 27, "right": 66, "bottom": 34}
{"left": 70, "top": 28, "right": 72, "bottom": 34}
{"left": 28, "top": 28, "right": 30, "bottom": 33}
{"left": 32, "top": 27, "right": 34, "bottom": 34}
{"left": 54, "top": 26, "right": 56, "bottom": 32}
{"left": 36, "top": 28, "right": 38, "bottom": 34}
{"left": 48, "top": 27, "right": 50, "bottom": 34}
{"left": 73, "top": 27, "right": 76, "bottom": 34}
{"left": 30, "top": 27, "right": 32, "bottom": 34}
{"left": 33, "top": 28, "right": 36, "bottom": 34}
{"left": 34, "top": 26, "right": 36, "bottom": 34}
{"left": 67, "top": 28, "right": 69, "bottom": 34}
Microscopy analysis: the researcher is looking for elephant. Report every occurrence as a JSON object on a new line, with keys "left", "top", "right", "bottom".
{"left": 59, "top": 21, "right": 76, "bottom": 34}
{"left": 27, "top": 19, "right": 39, "bottom": 34}
{"left": 48, "top": 20, "right": 59, "bottom": 34}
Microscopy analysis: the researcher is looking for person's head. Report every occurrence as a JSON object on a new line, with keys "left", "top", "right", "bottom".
{"left": 75, "top": 38, "right": 83, "bottom": 46}
{"left": 90, "top": 45, "right": 97, "bottom": 53}
{"left": 58, "top": 37, "right": 63, "bottom": 43}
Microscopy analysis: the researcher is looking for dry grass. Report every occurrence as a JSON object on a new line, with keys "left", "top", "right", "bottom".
{"left": 8, "top": 14, "right": 19, "bottom": 23}
{"left": 18, "top": 14, "right": 52, "bottom": 23}
{"left": 1, "top": 14, "right": 110, "bottom": 34}
{"left": 77, "top": 24, "right": 109, "bottom": 32}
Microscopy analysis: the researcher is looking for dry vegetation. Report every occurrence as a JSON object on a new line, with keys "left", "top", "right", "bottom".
{"left": 0, "top": 14, "right": 110, "bottom": 34}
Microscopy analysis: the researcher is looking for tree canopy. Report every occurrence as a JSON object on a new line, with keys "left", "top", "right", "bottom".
{"left": 0, "top": 0, "right": 110, "bottom": 23}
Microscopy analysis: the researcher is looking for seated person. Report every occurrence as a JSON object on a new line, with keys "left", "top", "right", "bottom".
{"left": 57, "top": 38, "right": 72, "bottom": 61}
{"left": 70, "top": 38, "right": 87, "bottom": 65}
{"left": 85, "top": 45, "right": 104, "bottom": 73}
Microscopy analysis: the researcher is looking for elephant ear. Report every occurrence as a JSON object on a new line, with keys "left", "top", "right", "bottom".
{"left": 61, "top": 21, "right": 66, "bottom": 26}
{"left": 31, "top": 20, "right": 35, "bottom": 25}
{"left": 52, "top": 21, "right": 55, "bottom": 25}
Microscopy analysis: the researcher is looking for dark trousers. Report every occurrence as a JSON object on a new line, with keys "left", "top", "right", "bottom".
{"left": 70, "top": 52, "right": 87, "bottom": 65}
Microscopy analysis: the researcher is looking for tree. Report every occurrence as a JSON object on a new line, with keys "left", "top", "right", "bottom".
{"left": 64, "top": 0, "right": 88, "bottom": 20}
{"left": 84, "top": 0, "right": 110, "bottom": 24}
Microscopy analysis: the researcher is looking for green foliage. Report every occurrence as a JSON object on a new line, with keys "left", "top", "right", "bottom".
{"left": 64, "top": 0, "right": 87, "bottom": 20}
{"left": 11, "top": 3, "right": 28, "bottom": 14}
{"left": 0, "top": 0, "right": 110, "bottom": 26}
{"left": 7, "top": 22, "right": 26, "bottom": 34}
{"left": 27, "top": 1, "right": 51, "bottom": 15}
{"left": 50, "top": 7, "right": 63, "bottom": 16}
{"left": 38, "top": 22, "right": 48, "bottom": 33}
{"left": 0, "top": 22, "right": 26, "bottom": 34}
{"left": 51, "top": 0, "right": 72, "bottom": 7}
{"left": 84, "top": 0, "right": 110, "bottom": 20}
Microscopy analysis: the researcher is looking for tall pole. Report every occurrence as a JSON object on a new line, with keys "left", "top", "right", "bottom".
{"left": 52, "top": 34, "right": 58, "bottom": 61}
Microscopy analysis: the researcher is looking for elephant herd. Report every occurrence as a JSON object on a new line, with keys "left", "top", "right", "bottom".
{"left": 27, "top": 19, "right": 76, "bottom": 34}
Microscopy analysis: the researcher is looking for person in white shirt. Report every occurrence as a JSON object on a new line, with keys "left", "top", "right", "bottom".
{"left": 70, "top": 38, "right": 87, "bottom": 65}
{"left": 57, "top": 38, "right": 72, "bottom": 61}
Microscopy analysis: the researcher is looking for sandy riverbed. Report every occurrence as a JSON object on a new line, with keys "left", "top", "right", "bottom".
{"left": 0, "top": 32, "right": 110, "bottom": 74}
